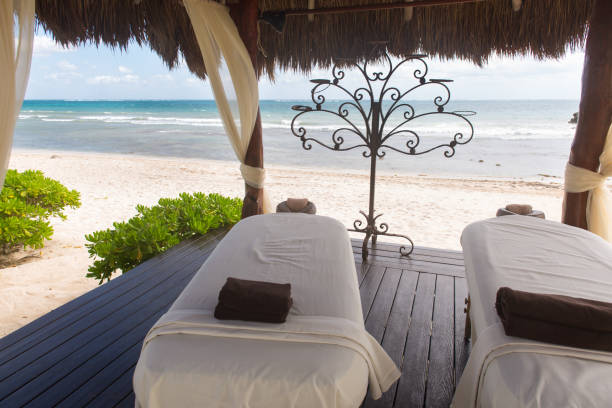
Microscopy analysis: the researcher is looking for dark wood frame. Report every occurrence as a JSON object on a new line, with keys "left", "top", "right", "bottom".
{"left": 231, "top": 0, "right": 265, "bottom": 218}
{"left": 562, "top": 0, "right": 612, "bottom": 230}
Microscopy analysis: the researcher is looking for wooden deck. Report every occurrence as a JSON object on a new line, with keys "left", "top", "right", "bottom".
{"left": 0, "top": 229, "right": 470, "bottom": 408}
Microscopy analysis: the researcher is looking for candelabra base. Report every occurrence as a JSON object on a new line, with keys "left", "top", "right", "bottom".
{"left": 348, "top": 210, "right": 414, "bottom": 261}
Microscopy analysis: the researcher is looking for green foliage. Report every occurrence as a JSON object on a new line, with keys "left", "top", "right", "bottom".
{"left": 85, "top": 192, "right": 242, "bottom": 284}
{"left": 0, "top": 169, "right": 81, "bottom": 255}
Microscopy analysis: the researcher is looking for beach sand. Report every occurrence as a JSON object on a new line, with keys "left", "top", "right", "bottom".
{"left": 1, "top": 149, "right": 565, "bottom": 337}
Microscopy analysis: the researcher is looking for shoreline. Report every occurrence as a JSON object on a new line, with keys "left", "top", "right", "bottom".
{"left": 2, "top": 149, "right": 565, "bottom": 337}
{"left": 11, "top": 147, "right": 565, "bottom": 183}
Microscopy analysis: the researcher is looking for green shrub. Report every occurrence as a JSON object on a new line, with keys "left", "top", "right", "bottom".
{"left": 85, "top": 192, "right": 242, "bottom": 284}
{"left": 0, "top": 169, "right": 81, "bottom": 255}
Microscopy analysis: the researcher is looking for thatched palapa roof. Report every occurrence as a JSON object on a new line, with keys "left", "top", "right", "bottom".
{"left": 35, "top": 0, "right": 593, "bottom": 79}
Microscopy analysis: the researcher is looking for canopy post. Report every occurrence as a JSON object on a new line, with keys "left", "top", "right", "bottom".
{"left": 562, "top": 0, "right": 612, "bottom": 230}
{"left": 231, "top": 0, "right": 264, "bottom": 218}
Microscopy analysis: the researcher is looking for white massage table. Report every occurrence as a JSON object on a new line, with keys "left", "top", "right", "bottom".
{"left": 453, "top": 216, "right": 612, "bottom": 408}
{"left": 133, "top": 213, "right": 399, "bottom": 408}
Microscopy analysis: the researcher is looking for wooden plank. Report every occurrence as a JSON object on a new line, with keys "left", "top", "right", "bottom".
{"left": 0, "top": 230, "right": 225, "bottom": 352}
{"left": 18, "top": 321, "right": 155, "bottom": 407}
{"left": 364, "top": 268, "right": 402, "bottom": 340}
{"left": 353, "top": 246, "right": 464, "bottom": 267}
{"left": 54, "top": 344, "right": 141, "bottom": 407}
{"left": 85, "top": 364, "right": 137, "bottom": 408}
{"left": 0, "top": 252, "right": 209, "bottom": 402}
{"left": 0, "top": 230, "right": 224, "bottom": 357}
{"left": 13, "top": 270, "right": 193, "bottom": 407}
{"left": 1, "top": 269, "right": 196, "bottom": 405}
{"left": 394, "top": 273, "right": 436, "bottom": 407}
{"left": 353, "top": 252, "right": 464, "bottom": 269}
{"left": 115, "top": 392, "right": 136, "bottom": 408}
{"left": 412, "top": 246, "right": 462, "bottom": 257}
{"left": 425, "top": 275, "right": 455, "bottom": 408}
{"left": 351, "top": 242, "right": 464, "bottom": 266}
{"left": 454, "top": 277, "right": 470, "bottom": 385}
{"left": 359, "top": 265, "right": 387, "bottom": 318}
{"left": 351, "top": 240, "right": 464, "bottom": 260}
{"left": 359, "top": 268, "right": 402, "bottom": 406}
{"left": 363, "top": 270, "right": 419, "bottom": 408}
{"left": 355, "top": 261, "right": 372, "bottom": 286}
{"left": 354, "top": 253, "right": 465, "bottom": 277}
{"left": 0, "top": 241, "right": 214, "bottom": 369}
{"left": 0, "top": 240, "right": 214, "bottom": 381}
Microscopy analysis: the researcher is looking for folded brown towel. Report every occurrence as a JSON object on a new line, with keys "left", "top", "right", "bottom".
{"left": 496, "top": 287, "right": 612, "bottom": 352}
{"left": 214, "top": 307, "right": 291, "bottom": 324}
{"left": 215, "top": 277, "right": 293, "bottom": 323}
{"left": 505, "top": 203, "right": 533, "bottom": 215}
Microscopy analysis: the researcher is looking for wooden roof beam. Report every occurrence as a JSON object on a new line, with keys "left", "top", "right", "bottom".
{"left": 282, "top": 0, "right": 484, "bottom": 16}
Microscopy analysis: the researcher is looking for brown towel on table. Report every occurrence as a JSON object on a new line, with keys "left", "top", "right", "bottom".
{"left": 215, "top": 277, "right": 293, "bottom": 323}
{"left": 496, "top": 287, "right": 612, "bottom": 352}
{"left": 505, "top": 203, "right": 533, "bottom": 215}
{"left": 287, "top": 198, "right": 309, "bottom": 212}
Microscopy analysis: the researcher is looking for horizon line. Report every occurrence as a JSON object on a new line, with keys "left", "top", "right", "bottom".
{"left": 23, "top": 98, "right": 580, "bottom": 102}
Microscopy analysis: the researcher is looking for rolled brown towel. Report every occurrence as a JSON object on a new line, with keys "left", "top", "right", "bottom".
{"left": 505, "top": 204, "right": 533, "bottom": 215}
{"left": 287, "top": 198, "right": 309, "bottom": 212}
{"left": 276, "top": 200, "right": 317, "bottom": 214}
{"left": 215, "top": 277, "right": 293, "bottom": 323}
{"left": 496, "top": 287, "right": 612, "bottom": 352}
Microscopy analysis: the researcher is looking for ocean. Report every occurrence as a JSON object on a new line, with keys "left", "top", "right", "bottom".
{"left": 15, "top": 99, "right": 579, "bottom": 179}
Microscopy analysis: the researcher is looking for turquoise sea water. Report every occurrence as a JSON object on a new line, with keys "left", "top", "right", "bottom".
{"left": 15, "top": 99, "right": 579, "bottom": 178}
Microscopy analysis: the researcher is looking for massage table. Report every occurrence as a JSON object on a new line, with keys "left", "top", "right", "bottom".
{"left": 453, "top": 215, "right": 612, "bottom": 407}
{"left": 133, "top": 213, "right": 399, "bottom": 408}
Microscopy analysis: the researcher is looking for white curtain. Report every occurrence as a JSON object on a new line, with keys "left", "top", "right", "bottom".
{"left": 183, "top": 0, "right": 270, "bottom": 213}
{"left": 0, "top": 0, "right": 35, "bottom": 188}
{"left": 565, "top": 124, "right": 612, "bottom": 242}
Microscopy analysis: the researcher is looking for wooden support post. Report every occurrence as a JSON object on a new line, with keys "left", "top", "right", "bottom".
{"left": 562, "top": 0, "right": 612, "bottom": 230}
{"left": 231, "top": 0, "right": 264, "bottom": 218}
{"left": 464, "top": 295, "right": 471, "bottom": 340}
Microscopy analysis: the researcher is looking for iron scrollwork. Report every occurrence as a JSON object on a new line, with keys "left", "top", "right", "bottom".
{"left": 291, "top": 53, "right": 475, "bottom": 260}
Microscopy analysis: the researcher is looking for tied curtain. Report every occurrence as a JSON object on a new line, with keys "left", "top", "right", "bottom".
{"left": 0, "top": 0, "right": 35, "bottom": 187}
{"left": 183, "top": 0, "right": 270, "bottom": 213}
{"left": 565, "top": 124, "right": 612, "bottom": 242}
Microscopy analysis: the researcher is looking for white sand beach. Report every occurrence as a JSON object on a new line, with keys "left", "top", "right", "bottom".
{"left": 1, "top": 149, "right": 565, "bottom": 337}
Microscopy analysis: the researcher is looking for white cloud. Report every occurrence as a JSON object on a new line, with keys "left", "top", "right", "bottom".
{"left": 32, "top": 35, "right": 73, "bottom": 55}
{"left": 87, "top": 74, "right": 140, "bottom": 85}
{"left": 57, "top": 60, "right": 77, "bottom": 71}
{"left": 118, "top": 65, "right": 133, "bottom": 73}
{"left": 123, "top": 74, "right": 139, "bottom": 82}
{"left": 151, "top": 73, "right": 174, "bottom": 81}
{"left": 87, "top": 75, "right": 119, "bottom": 84}
{"left": 44, "top": 71, "right": 83, "bottom": 82}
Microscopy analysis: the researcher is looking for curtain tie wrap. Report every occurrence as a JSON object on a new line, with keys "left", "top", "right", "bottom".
{"left": 240, "top": 163, "right": 265, "bottom": 189}
{"left": 565, "top": 162, "right": 606, "bottom": 193}
{"left": 565, "top": 162, "right": 611, "bottom": 242}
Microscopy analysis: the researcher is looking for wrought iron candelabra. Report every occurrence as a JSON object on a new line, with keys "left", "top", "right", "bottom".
{"left": 291, "top": 53, "right": 475, "bottom": 259}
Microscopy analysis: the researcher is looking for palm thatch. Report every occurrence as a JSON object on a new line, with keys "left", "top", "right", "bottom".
{"left": 35, "top": 0, "right": 592, "bottom": 80}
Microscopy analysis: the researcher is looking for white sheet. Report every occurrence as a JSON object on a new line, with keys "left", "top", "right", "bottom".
{"left": 133, "top": 214, "right": 399, "bottom": 408}
{"left": 453, "top": 216, "right": 612, "bottom": 408}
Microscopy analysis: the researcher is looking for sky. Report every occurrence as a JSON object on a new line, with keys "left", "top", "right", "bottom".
{"left": 25, "top": 33, "right": 585, "bottom": 101}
